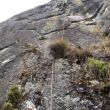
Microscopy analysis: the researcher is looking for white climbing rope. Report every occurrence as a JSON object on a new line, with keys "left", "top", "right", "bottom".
{"left": 62, "top": 21, "right": 65, "bottom": 39}
{"left": 50, "top": 61, "right": 54, "bottom": 110}
{"left": 50, "top": 1, "right": 68, "bottom": 109}
{"left": 61, "top": 0, "right": 68, "bottom": 39}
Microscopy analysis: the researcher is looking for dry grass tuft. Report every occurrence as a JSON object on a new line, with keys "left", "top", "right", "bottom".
{"left": 48, "top": 38, "right": 92, "bottom": 64}
{"left": 90, "top": 38, "right": 110, "bottom": 55}
{"left": 75, "top": 0, "right": 83, "bottom": 5}
{"left": 24, "top": 43, "right": 39, "bottom": 55}
{"left": 92, "top": 25, "right": 102, "bottom": 36}
{"left": 65, "top": 48, "right": 92, "bottom": 64}
{"left": 47, "top": 38, "right": 71, "bottom": 59}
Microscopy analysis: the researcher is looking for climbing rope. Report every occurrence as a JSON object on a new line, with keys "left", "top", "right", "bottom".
{"left": 60, "top": 11, "right": 67, "bottom": 39}
{"left": 49, "top": 19, "right": 65, "bottom": 110}
{"left": 62, "top": 15, "right": 65, "bottom": 39}
{"left": 61, "top": 0, "right": 68, "bottom": 39}
{"left": 50, "top": 1, "right": 68, "bottom": 109}
{"left": 50, "top": 61, "right": 54, "bottom": 110}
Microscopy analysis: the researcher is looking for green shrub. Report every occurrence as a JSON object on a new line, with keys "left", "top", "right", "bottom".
{"left": 86, "top": 58, "right": 110, "bottom": 83}
{"left": 7, "top": 85, "right": 22, "bottom": 107}
{"left": 2, "top": 102, "right": 14, "bottom": 110}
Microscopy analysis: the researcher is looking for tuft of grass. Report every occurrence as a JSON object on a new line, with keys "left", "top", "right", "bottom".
{"left": 86, "top": 58, "right": 110, "bottom": 83}
{"left": 91, "top": 38, "right": 110, "bottom": 55}
{"left": 92, "top": 25, "right": 102, "bottom": 36}
{"left": 48, "top": 38, "right": 70, "bottom": 59}
{"left": 18, "top": 56, "right": 30, "bottom": 85}
{"left": 24, "top": 43, "right": 39, "bottom": 55}
{"left": 48, "top": 38, "right": 92, "bottom": 64}
{"left": 7, "top": 85, "right": 22, "bottom": 107}
{"left": 64, "top": 48, "right": 92, "bottom": 64}
{"left": 77, "top": 50, "right": 93, "bottom": 64}
{"left": 75, "top": 0, "right": 83, "bottom": 5}
{"left": 18, "top": 69, "right": 29, "bottom": 85}
{"left": 1, "top": 102, "right": 14, "bottom": 110}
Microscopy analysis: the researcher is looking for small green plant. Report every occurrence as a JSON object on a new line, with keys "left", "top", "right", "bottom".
{"left": 75, "top": 0, "right": 83, "bottom": 5}
{"left": 2, "top": 102, "right": 14, "bottom": 110}
{"left": 7, "top": 85, "right": 22, "bottom": 107}
{"left": 86, "top": 58, "right": 110, "bottom": 83}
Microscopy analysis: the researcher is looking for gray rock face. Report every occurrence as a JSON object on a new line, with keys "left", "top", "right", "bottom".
{"left": 0, "top": 0, "right": 110, "bottom": 109}
{"left": 98, "top": 0, "right": 110, "bottom": 37}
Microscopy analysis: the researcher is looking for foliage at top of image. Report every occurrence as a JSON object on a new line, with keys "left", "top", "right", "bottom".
{"left": 7, "top": 85, "right": 22, "bottom": 107}
{"left": 86, "top": 58, "right": 110, "bottom": 83}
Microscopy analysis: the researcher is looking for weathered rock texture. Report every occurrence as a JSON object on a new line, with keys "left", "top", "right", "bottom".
{"left": 0, "top": 0, "right": 110, "bottom": 109}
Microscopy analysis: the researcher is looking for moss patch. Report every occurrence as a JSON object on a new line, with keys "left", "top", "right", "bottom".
{"left": 1, "top": 102, "right": 14, "bottom": 110}
{"left": 7, "top": 85, "right": 22, "bottom": 107}
{"left": 86, "top": 58, "right": 110, "bottom": 83}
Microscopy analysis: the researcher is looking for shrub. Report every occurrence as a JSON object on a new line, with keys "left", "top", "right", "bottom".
{"left": 48, "top": 38, "right": 92, "bottom": 64}
{"left": 76, "top": 50, "right": 92, "bottom": 64}
{"left": 86, "top": 58, "right": 110, "bottom": 83}
{"left": 7, "top": 85, "right": 22, "bottom": 107}
{"left": 48, "top": 38, "right": 70, "bottom": 59}
{"left": 2, "top": 102, "right": 14, "bottom": 110}
{"left": 66, "top": 47, "right": 92, "bottom": 65}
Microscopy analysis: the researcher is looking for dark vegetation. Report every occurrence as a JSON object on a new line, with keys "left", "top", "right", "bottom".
{"left": 48, "top": 38, "right": 92, "bottom": 64}
{"left": 1, "top": 102, "right": 14, "bottom": 110}
{"left": 78, "top": 57, "right": 110, "bottom": 94}
{"left": 7, "top": 85, "right": 22, "bottom": 106}
{"left": 86, "top": 58, "right": 110, "bottom": 83}
{"left": 1, "top": 85, "right": 22, "bottom": 110}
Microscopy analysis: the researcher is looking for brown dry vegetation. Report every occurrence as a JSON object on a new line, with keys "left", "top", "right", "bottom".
{"left": 48, "top": 38, "right": 92, "bottom": 64}
{"left": 90, "top": 38, "right": 110, "bottom": 55}
{"left": 24, "top": 43, "right": 39, "bottom": 55}
{"left": 47, "top": 38, "right": 70, "bottom": 59}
